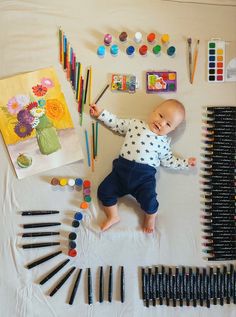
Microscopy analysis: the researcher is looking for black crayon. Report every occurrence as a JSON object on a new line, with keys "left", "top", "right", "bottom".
{"left": 23, "top": 222, "right": 61, "bottom": 229}
{"left": 172, "top": 272, "right": 177, "bottom": 307}
{"left": 22, "top": 232, "right": 60, "bottom": 238}
{"left": 186, "top": 270, "right": 190, "bottom": 306}
{"left": 87, "top": 268, "right": 93, "bottom": 305}
{"left": 195, "top": 268, "right": 200, "bottom": 306}
{"left": 49, "top": 266, "right": 76, "bottom": 297}
{"left": 120, "top": 266, "right": 125, "bottom": 303}
{"left": 161, "top": 266, "right": 166, "bottom": 303}
{"left": 206, "top": 269, "right": 211, "bottom": 308}
{"left": 175, "top": 267, "right": 180, "bottom": 306}
{"left": 179, "top": 268, "right": 184, "bottom": 307}
{"left": 26, "top": 250, "right": 62, "bottom": 269}
{"left": 226, "top": 268, "right": 231, "bottom": 304}
{"left": 39, "top": 259, "right": 70, "bottom": 285}
{"left": 152, "top": 273, "right": 156, "bottom": 306}
{"left": 69, "top": 268, "right": 82, "bottom": 305}
{"left": 145, "top": 270, "right": 150, "bottom": 307}
{"left": 189, "top": 267, "right": 193, "bottom": 306}
{"left": 148, "top": 267, "right": 152, "bottom": 306}
{"left": 141, "top": 268, "right": 146, "bottom": 303}
{"left": 99, "top": 266, "right": 104, "bottom": 303}
{"left": 155, "top": 266, "right": 159, "bottom": 301}
{"left": 22, "top": 242, "right": 60, "bottom": 249}
{"left": 165, "top": 270, "right": 170, "bottom": 306}
{"left": 108, "top": 266, "right": 113, "bottom": 303}
{"left": 158, "top": 270, "right": 163, "bottom": 305}
{"left": 233, "top": 270, "right": 236, "bottom": 304}
{"left": 21, "top": 210, "right": 60, "bottom": 216}
{"left": 200, "top": 271, "right": 204, "bottom": 306}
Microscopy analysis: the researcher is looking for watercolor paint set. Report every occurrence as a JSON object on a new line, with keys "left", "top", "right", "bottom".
{"left": 207, "top": 39, "right": 225, "bottom": 82}
{"left": 146, "top": 71, "right": 177, "bottom": 93}
{"left": 111, "top": 74, "right": 138, "bottom": 93}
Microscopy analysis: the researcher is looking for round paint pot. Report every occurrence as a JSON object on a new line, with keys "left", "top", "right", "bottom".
{"left": 74, "top": 212, "right": 83, "bottom": 221}
{"left": 147, "top": 33, "right": 156, "bottom": 44}
{"left": 134, "top": 32, "right": 142, "bottom": 43}
{"left": 97, "top": 45, "right": 106, "bottom": 58}
{"left": 126, "top": 45, "right": 135, "bottom": 56}
{"left": 153, "top": 45, "right": 161, "bottom": 56}
{"left": 69, "top": 232, "right": 77, "bottom": 240}
{"left": 83, "top": 188, "right": 91, "bottom": 195}
{"left": 59, "top": 178, "right": 67, "bottom": 186}
{"left": 167, "top": 46, "right": 176, "bottom": 57}
{"left": 119, "top": 31, "right": 128, "bottom": 42}
{"left": 139, "top": 45, "right": 148, "bottom": 56}
{"left": 80, "top": 201, "right": 89, "bottom": 209}
{"left": 104, "top": 34, "right": 112, "bottom": 46}
{"left": 69, "top": 241, "right": 77, "bottom": 249}
{"left": 110, "top": 44, "right": 119, "bottom": 56}
{"left": 68, "top": 249, "right": 77, "bottom": 257}
{"left": 68, "top": 178, "right": 75, "bottom": 187}
{"left": 83, "top": 180, "right": 91, "bottom": 188}
{"left": 84, "top": 195, "right": 92, "bottom": 203}
{"left": 72, "top": 220, "right": 80, "bottom": 228}
{"left": 75, "top": 178, "right": 83, "bottom": 187}
{"left": 51, "top": 178, "right": 59, "bottom": 186}
{"left": 161, "top": 34, "right": 170, "bottom": 45}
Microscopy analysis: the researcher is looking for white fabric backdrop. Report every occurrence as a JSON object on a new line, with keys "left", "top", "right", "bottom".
{"left": 0, "top": 1, "right": 235, "bottom": 317}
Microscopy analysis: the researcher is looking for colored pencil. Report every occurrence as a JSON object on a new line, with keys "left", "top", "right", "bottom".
{"left": 89, "top": 65, "right": 92, "bottom": 105}
{"left": 83, "top": 68, "right": 90, "bottom": 105}
{"left": 85, "top": 129, "right": 91, "bottom": 167}
{"left": 92, "top": 122, "right": 95, "bottom": 159}
{"left": 191, "top": 40, "right": 199, "bottom": 84}
{"left": 95, "top": 122, "right": 98, "bottom": 158}
{"left": 76, "top": 62, "right": 81, "bottom": 101}
{"left": 95, "top": 84, "right": 109, "bottom": 104}
{"left": 91, "top": 135, "right": 94, "bottom": 172}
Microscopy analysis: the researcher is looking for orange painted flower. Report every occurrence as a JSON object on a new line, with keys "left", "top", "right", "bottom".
{"left": 32, "top": 84, "right": 47, "bottom": 97}
{"left": 45, "top": 99, "right": 65, "bottom": 121}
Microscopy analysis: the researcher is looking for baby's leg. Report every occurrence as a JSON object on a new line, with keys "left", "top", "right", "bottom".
{"left": 100, "top": 204, "right": 120, "bottom": 231}
{"left": 143, "top": 212, "right": 158, "bottom": 233}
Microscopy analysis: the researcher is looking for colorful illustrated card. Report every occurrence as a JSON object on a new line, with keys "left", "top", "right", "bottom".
{"left": 146, "top": 71, "right": 177, "bottom": 93}
{"left": 111, "top": 74, "right": 137, "bottom": 93}
{"left": 0, "top": 67, "right": 83, "bottom": 179}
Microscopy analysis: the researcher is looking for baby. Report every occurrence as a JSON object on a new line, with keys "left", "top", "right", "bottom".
{"left": 90, "top": 99, "right": 196, "bottom": 233}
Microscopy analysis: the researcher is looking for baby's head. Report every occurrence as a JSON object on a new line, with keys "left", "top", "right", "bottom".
{"left": 148, "top": 99, "right": 185, "bottom": 136}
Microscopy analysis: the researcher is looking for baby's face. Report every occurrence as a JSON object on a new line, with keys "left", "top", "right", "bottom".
{"left": 148, "top": 101, "right": 184, "bottom": 136}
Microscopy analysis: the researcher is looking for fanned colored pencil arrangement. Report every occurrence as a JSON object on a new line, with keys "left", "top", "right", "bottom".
{"left": 59, "top": 28, "right": 92, "bottom": 125}
{"left": 141, "top": 265, "right": 236, "bottom": 308}
{"left": 201, "top": 106, "right": 236, "bottom": 261}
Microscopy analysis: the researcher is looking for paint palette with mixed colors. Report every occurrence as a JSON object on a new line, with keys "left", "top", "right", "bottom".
{"left": 207, "top": 39, "right": 225, "bottom": 82}
{"left": 146, "top": 71, "right": 177, "bottom": 93}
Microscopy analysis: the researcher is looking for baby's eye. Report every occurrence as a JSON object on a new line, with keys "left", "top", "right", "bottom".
{"left": 159, "top": 113, "right": 163, "bottom": 118}
{"left": 167, "top": 123, "right": 171, "bottom": 127}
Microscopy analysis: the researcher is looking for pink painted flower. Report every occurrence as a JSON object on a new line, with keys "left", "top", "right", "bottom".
{"left": 15, "top": 95, "right": 30, "bottom": 107}
{"left": 41, "top": 78, "right": 54, "bottom": 88}
{"left": 7, "top": 97, "right": 23, "bottom": 115}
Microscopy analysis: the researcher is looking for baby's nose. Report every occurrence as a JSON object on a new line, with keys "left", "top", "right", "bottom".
{"left": 160, "top": 119, "right": 167, "bottom": 127}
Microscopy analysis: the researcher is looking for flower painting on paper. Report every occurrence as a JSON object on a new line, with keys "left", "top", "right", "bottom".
{"left": 0, "top": 67, "right": 83, "bottom": 179}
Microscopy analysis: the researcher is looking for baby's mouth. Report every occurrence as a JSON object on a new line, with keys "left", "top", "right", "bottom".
{"left": 153, "top": 123, "right": 160, "bottom": 131}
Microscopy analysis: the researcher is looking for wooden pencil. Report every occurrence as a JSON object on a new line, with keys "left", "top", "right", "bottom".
{"left": 89, "top": 65, "right": 92, "bottom": 106}
{"left": 85, "top": 130, "right": 91, "bottom": 167}
{"left": 91, "top": 135, "right": 94, "bottom": 172}
{"left": 83, "top": 68, "right": 90, "bottom": 105}
{"left": 95, "top": 121, "right": 98, "bottom": 158}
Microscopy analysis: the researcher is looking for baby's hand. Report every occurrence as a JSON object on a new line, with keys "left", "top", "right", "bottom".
{"left": 90, "top": 103, "right": 103, "bottom": 118}
{"left": 188, "top": 157, "right": 197, "bottom": 167}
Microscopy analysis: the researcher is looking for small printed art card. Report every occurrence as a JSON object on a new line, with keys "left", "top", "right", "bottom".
{"left": 0, "top": 67, "right": 83, "bottom": 179}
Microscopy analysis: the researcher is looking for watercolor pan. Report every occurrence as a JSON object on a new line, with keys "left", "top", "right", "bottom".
{"left": 207, "top": 40, "right": 225, "bottom": 82}
{"left": 146, "top": 71, "right": 177, "bottom": 93}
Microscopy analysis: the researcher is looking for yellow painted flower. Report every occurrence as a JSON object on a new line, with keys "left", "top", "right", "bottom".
{"left": 45, "top": 99, "right": 65, "bottom": 121}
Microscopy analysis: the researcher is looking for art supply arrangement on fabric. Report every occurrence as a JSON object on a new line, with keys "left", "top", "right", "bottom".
{"left": 111, "top": 74, "right": 138, "bottom": 93}
{"left": 96, "top": 31, "right": 176, "bottom": 57}
{"left": 201, "top": 106, "right": 236, "bottom": 261}
{"left": 141, "top": 265, "right": 236, "bottom": 308}
{"left": 146, "top": 71, "right": 177, "bottom": 93}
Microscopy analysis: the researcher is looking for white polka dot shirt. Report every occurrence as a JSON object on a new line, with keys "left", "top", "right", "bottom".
{"left": 98, "top": 110, "right": 189, "bottom": 169}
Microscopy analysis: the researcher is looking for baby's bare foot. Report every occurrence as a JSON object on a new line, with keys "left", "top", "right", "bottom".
{"left": 100, "top": 216, "right": 120, "bottom": 231}
{"left": 143, "top": 213, "right": 157, "bottom": 233}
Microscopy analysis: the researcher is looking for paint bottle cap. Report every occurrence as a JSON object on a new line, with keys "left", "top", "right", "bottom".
{"left": 97, "top": 45, "right": 106, "bottom": 57}
{"left": 74, "top": 211, "right": 83, "bottom": 221}
{"left": 153, "top": 45, "right": 161, "bottom": 55}
{"left": 51, "top": 178, "right": 59, "bottom": 186}
{"left": 161, "top": 34, "right": 170, "bottom": 44}
{"left": 119, "top": 31, "right": 128, "bottom": 42}
{"left": 167, "top": 46, "right": 176, "bottom": 56}
{"left": 126, "top": 46, "right": 135, "bottom": 56}
{"left": 68, "top": 178, "right": 75, "bottom": 187}
{"left": 69, "top": 240, "right": 77, "bottom": 249}
{"left": 72, "top": 220, "right": 80, "bottom": 228}
{"left": 75, "top": 178, "right": 83, "bottom": 186}
{"left": 83, "top": 188, "right": 91, "bottom": 195}
{"left": 69, "top": 232, "right": 77, "bottom": 240}
{"left": 68, "top": 249, "right": 77, "bottom": 257}
{"left": 134, "top": 32, "right": 142, "bottom": 43}
{"left": 84, "top": 195, "right": 92, "bottom": 203}
{"left": 104, "top": 34, "right": 112, "bottom": 46}
{"left": 59, "top": 178, "right": 67, "bottom": 186}
{"left": 83, "top": 180, "right": 91, "bottom": 188}
{"left": 147, "top": 33, "right": 156, "bottom": 43}
{"left": 80, "top": 201, "right": 89, "bottom": 209}
{"left": 139, "top": 45, "right": 148, "bottom": 56}
{"left": 110, "top": 44, "right": 119, "bottom": 56}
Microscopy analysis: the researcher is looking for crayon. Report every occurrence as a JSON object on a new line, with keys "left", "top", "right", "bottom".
{"left": 26, "top": 250, "right": 62, "bottom": 269}
{"left": 154, "top": 266, "right": 159, "bottom": 301}
{"left": 21, "top": 210, "right": 60, "bottom": 216}
{"left": 148, "top": 268, "right": 153, "bottom": 305}
{"left": 49, "top": 266, "right": 76, "bottom": 297}
{"left": 185, "top": 270, "right": 190, "bottom": 306}
{"left": 165, "top": 270, "right": 170, "bottom": 306}
{"left": 161, "top": 266, "right": 166, "bottom": 303}
{"left": 158, "top": 270, "right": 163, "bottom": 305}
{"left": 68, "top": 268, "right": 82, "bottom": 305}
{"left": 209, "top": 267, "right": 214, "bottom": 302}
{"left": 39, "top": 259, "right": 70, "bottom": 285}
{"left": 226, "top": 269, "right": 231, "bottom": 304}
{"left": 99, "top": 266, "right": 104, "bottom": 303}
{"left": 152, "top": 273, "right": 156, "bottom": 306}
{"left": 195, "top": 268, "right": 200, "bottom": 306}
{"left": 200, "top": 271, "right": 204, "bottom": 306}
{"left": 87, "top": 268, "right": 93, "bottom": 305}
{"left": 145, "top": 270, "right": 150, "bottom": 307}
{"left": 206, "top": 269, "right": 211, "bottom": 308}
{"left": 189, "top": 267, "right": 193, "bottom": 306}
{"left": 141, "top": 268, "right": 146, "bottom": 302}
{"left": 179, "top": 268, "right": 184, "bottom": 307}
{"left": 175, "top": 267, "right": 180, "bottom": 306}
{"left": 108, "top": 266, "right": 113, "bottom": 302}
{"left": 120, "top": 266, "right": 125, "bottom": 303}
{"left": 23, "top": 222, "right": 61, "bottom": 229}
{"left": 22, "top": 232, "right": 60, "bottom": 238}
{"left": 172, "top": 272, "right": 177, "bottom": 307}
{"left": 22, "top": 242, "right": 60, "bottom": 249}
{"left": 213, "top": 270, "right": 217, "bottom": 305}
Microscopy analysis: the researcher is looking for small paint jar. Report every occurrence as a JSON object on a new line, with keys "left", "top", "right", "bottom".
{"left": 104, "top": 34, "right": 112, "bottom": 46}
{"left": 68, "top": 178, "right": 75, "bottom": 187}
{"left": 119, "top": 31, "right": 128, "bottom": 43}
{"left": 110, "top": 44, "right": 119, "bottom": 56}
{"left": 74, "top": 211, "right": 83, "bottom": 221}
{"left": 84, "top": 195, "right": 92, "bottom": 203}
{"left": 59, "top": 178, "right": 67, "bottom": 186}
{"left": 161, "top": 34, "right": 170, "bottom": 45}
{"left": 75, "top": 178, "right": 83, "bottom": 187}
{"left": 167, "top": 46, "right": 176, "bottom": 57}
{"left": 69, "top": 232, "right": 77, "bottom": 240}
{"left": 153, "top": 45, "right": 161, "bottom": 56}
{"left": 139, "top": 45, "right": 148, "bottom": 56}
{"left": 126, "top": 45, "right": 135, "bottom": 57}
{"left": 147, "top": 33, "right": 156, "bottom": 44}
{"left": 68, "top": 249, "right": 77, "bottom": 257}
{"left": 134, "top": 32, "right": 142, "bottom": 43}
{"left": 97, "top": 45, "right": 106, "bottom": 58}
{"left": 51, "top": 177, "right": 59, "bottom": 186}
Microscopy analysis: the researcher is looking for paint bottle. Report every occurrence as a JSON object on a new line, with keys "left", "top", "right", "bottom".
{"left": 139, "top": 45, "right": 148, "bottom": 56}
{"left": 126, "top": 45, "right": 135, "bottom": 57}
{"left": 167, "top": 46, "right": 176, "bottom": 57}
{"left": 97, "top": 45, "right": 106, "bottom": 58}
{"left": 119, "top": 31, "right": 128, "bottom": 43}
{"left": 134, "top": 32, "right": 142, "bottom": 43}
{"left": 153, "top": 45, "right": 161, "bottom": 56}
{"left": 161, "top": 34, "right": 170, "bottom": 45}
{"left": 104, "top": 34, "right": 112, "bottom": 46}
{"left": 110, "top": 44, "right": 119, "bottom": 57}
{"left": 147, "top": 33, "right": 156, "bottom": 44}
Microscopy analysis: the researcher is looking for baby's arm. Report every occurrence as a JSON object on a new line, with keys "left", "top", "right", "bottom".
{"left": 90, "top": 104, "right": 131, "bottom": 136}
{"left": 159, "top": 138, "right": 196, "bottom": 170}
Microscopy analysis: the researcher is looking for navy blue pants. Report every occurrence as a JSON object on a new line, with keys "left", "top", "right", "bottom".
{"left": 97, "top": 156, "right": 159, "bottom": 214}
